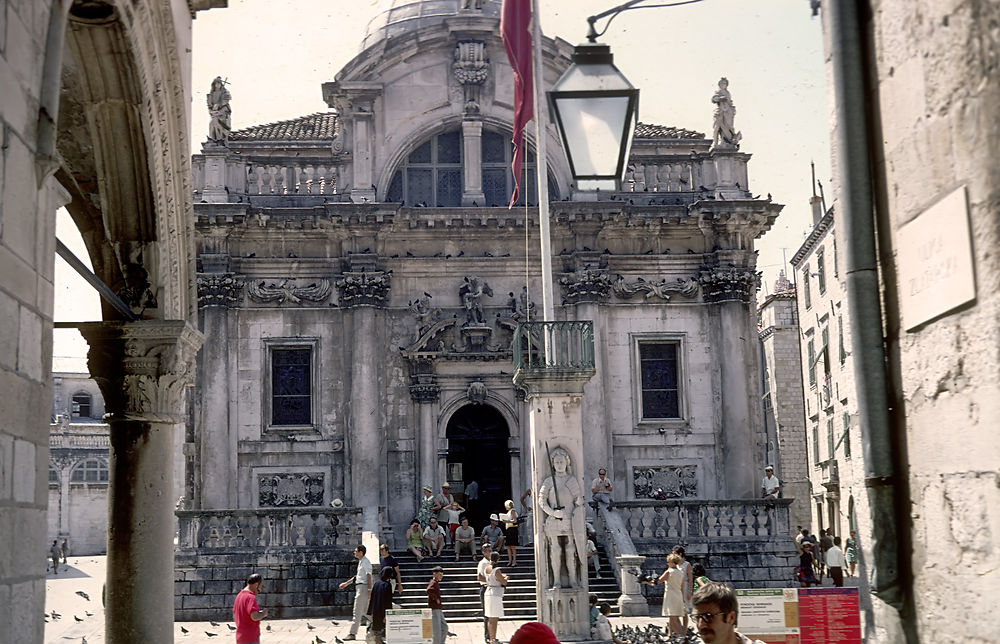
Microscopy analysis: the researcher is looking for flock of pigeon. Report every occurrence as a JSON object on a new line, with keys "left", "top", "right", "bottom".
{"left": 613, "top": 623, "right": 704, "bottom": 644}
{"left": 190, "top": 616, "right": 344, "bottom": 642}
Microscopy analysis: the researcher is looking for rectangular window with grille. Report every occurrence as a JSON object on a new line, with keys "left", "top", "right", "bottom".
{"left": 827, "top": 417, "right": 835, "bottom": 459}
{"left": 807, "top": 339, "right": 816, "bottom": 387}
{"left": 803, "top": 265, "right": 812, "bottom": 309}
{"left": 842, "top": 412, "right": 852, "bottom": 458}
{"left": 817, "top": 249, "right": 827, "bottom": 293}
{"left": 638, "top": 341, "right": 680, "bottom": 419}
{"left": 271, "top": 347, "right": 312, "bottom": 426}
{"left": 813, "top": 425, "right": 820, "bottom": 463}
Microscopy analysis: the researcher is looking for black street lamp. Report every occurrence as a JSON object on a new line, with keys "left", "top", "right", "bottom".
{"left": 547, "top": 40, "right": 638, "bottom": 192}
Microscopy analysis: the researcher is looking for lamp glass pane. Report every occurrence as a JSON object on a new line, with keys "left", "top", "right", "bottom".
{"left": 553, "top": 95, "right": 628, "bottom": 177}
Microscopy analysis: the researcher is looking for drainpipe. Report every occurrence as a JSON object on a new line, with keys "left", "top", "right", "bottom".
{"left": 827, "top": 1, "right": 913, "bottom": 641}
{"left": 36, "top": 1, "right": 71, "bottom": 184}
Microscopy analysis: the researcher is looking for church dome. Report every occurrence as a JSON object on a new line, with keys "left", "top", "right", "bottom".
{"left": 360, "top": 0, "right": 502, "bottom": 51}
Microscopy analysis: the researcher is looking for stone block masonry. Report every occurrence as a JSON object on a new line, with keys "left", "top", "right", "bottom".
{"left": 175, "top": 549, "right": 358, "bottom": 621}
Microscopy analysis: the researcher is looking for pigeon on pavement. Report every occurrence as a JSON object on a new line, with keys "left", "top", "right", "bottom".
{"left": 75, "top": 591, "right": 91, "bottom": 601}
{"left": 205, "top": 632, "right": 217, "bottom": 638}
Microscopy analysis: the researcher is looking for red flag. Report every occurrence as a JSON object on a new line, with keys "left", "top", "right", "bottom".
{"left": 501, "top": 0, "right": 533, "bottom": 209}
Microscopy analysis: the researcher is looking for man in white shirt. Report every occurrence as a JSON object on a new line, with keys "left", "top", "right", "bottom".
{"left": 423, "top": 517, "right": 447, "bottom": 558}
{"left": 434, "top": 482, "right": 454, "bottom": 527}
{"left": 338, "top": 544, "right": 372, "bottom": 640}
{"left": 825, "top": 535, "right": 847, "bottom": 587}
{"left": 591, "top": 468, "right": 613, "bottom": 506}
{"left": 476, "top": 544, "right": 493, "bottom": 643}
{"left": 760, "top": 465, "right": 780, "bottom": 499}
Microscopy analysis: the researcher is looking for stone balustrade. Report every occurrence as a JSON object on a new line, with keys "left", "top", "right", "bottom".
{"left": 623, "top": 159, "right": 702, "bottom": 193}
{"left": 613, "top": 499, "right": 792, "bottom": 543}
{"left": 49, "top": 430, "right": 110, "bottom": 449}
{"left": 246, "top": 161, "right": 341, "bottom": 196}
{"left": 175, "top": 508, "right": 363, "bottom": 550}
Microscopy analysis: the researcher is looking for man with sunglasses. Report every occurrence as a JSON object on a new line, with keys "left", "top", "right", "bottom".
{"left": 690, "top": 582, "right": 766, "bottom": 644}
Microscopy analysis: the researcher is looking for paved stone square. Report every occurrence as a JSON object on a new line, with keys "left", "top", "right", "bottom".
{"left": 45, "top": 556, "right": 862, "bottom": 644}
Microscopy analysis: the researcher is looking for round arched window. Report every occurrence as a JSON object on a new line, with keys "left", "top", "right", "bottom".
{"left": 71, "top": 459, "right": 109, "bottom": 484}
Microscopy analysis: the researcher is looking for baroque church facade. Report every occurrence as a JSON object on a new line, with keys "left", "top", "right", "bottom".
{"left": 188, "top": 0, "right": 782, "bottom": 541}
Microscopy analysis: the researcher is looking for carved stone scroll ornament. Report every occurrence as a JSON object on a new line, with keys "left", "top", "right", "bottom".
{"left": 336, "top": 271, "right": 392, "bottom": 307}
{"left": 197, "top": 273, "right": 241, "bottom": 307}
{"left": 559, "top": 267, "right": 612, "bottom": 304}
{"left": 246, "top": 278, "right": 331, "bottom": 305}
{"left": 453, "top": 41, "right": 488, "bottom": 114}
{"left": 79, "top": 321, "right": 204, "bottom": 423}
{"left": 611, "top": 274, "right": 700, "bottom": 301}
{"left": 698, "top": 266, "right": 760, "bottom": 303}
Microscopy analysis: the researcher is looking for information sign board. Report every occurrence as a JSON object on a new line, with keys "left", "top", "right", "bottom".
{"left": 386, "top": 608, "right": 432, "bottom": 644}
{"left": 737, "top": 587, "right": 860, "bottom": 644}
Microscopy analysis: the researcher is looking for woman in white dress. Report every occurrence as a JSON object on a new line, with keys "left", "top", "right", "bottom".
{"left": 642, "top": 553, "right": 686, "bottom": 637}
{"left": 484, "top": 552, "right": 508, "bottom": 644}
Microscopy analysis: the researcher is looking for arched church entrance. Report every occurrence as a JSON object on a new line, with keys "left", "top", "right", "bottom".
{"left": 446, "top": 404, "right": 511, "bottom": 530}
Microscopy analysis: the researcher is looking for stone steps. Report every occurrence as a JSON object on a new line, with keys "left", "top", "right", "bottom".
{"left": 387, "top": 545, "right": 622, "bottom": 622}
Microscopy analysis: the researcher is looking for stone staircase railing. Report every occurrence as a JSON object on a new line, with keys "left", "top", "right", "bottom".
{"left": 594, "top": 504, "right": 649, "bottom": 616}
{"left": 175, "top": 508, "right": 364, "bottom": 550}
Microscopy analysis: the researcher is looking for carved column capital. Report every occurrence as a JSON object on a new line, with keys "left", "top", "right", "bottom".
{"left": 336, "top": 271, "right": 391, "bottom": 307}
{"left": 559, "top": 268, "right": 612, "bottom": 304}
{"left": 699, "top": 266, "right": 760, "bottom": 303}
{"left": 197, "top": 273, "right": 241, "bottom": 307}
{"left": 409, "top": 383, "right": 441, "bottom": 404}
{"left": 79, "top": 320, "right": 204, "bottom": 423}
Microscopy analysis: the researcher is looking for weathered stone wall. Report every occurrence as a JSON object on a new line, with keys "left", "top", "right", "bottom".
{"left": 174, "top": 549, "right": 358, "bottom": 621}
{"left": 634, "top": 537, "right": 800, "bottom": 609}
{"left": 865, "top": 2, "right": 1000, "bottom": 643}
{"left": 1, "top": 3, "right": 64, "bottom": 642}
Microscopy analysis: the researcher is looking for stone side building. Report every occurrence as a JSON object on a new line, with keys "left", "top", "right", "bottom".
{"left": 757, "top": 272, "right": 810, "bottom": 532}
{"left": 1, "top": 1, "right": 218, "bottom": 642}
{"left": 187, "top": 0, "right": 782, "bottom": 547}
{"left": 818, "top": 2, "right": 1000, "bottom": 641}
{"left": 790, "top": 196, "right": 863, "bottom": 545}
{"left": 48, "top": 371, "right": 110, "bottom": 556}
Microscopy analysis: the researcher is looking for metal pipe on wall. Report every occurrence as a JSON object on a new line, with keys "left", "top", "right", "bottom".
{"left": 827, "top": 2, "right": 912, "bottom": 641}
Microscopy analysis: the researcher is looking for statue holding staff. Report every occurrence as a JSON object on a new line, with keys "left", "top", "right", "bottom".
{"left": 537, "top": 445, "right": 587, "bottom": 589}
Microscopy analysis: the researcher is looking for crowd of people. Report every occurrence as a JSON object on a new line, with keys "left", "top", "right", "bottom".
{"left": 794, "top": 526, "right": 857, "bottom": 587}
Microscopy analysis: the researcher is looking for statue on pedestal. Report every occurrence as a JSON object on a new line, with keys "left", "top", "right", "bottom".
{"left": 460, "top": 275, "right": 492, "bottom": 325}
{"left": 711, "top": 77, "right": 742, "bottom": 149}
{"left": 538, "top": 446, "right": 587, "bottom": 590}
{"left": 207, "top": 76, "right": 231, "bottom": 145}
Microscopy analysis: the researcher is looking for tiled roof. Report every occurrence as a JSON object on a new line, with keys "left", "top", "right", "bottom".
{"left": 230, "top": 112, "right": 338, "bottom": 141}
{"left": 634, "top": 122, "right": 705, "bottom": 140}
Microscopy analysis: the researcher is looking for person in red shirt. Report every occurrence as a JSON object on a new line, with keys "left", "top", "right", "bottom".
{"left": 426, "top": 566, "right": 449, "bottom": 644}
{"left": 233, "top": 573, "right": 269, "bottom": 644}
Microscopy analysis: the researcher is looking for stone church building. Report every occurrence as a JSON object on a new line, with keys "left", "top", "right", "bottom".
{"left": 187, "top": 0, "right": 783, "bottom": 543}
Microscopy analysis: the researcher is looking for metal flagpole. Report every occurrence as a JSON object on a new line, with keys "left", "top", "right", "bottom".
{"left": 530, "top": 0, "right": 555, "bottom": 324}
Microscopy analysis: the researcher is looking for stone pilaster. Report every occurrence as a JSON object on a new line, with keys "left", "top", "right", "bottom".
{"left": 338, "top": 275, "right": 390, "bottom": 511}
{"left": 514, "top": 367, "right": 595, "bottom": 641}
{"left": 461, "top": 120, "right": 486, "bottom": 206}
{"left": 78, "top": 320, "right": 203, "bottom": 644}
{"left": 701, "top": 266, "right": 761, "bottom": 498}
{"left": 199, "top": 149, "right": 230, "bottom": 203}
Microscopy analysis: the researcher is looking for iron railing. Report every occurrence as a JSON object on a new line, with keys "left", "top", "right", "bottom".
{"left": 513, "top": 321, "right": 595, "bottom": 371}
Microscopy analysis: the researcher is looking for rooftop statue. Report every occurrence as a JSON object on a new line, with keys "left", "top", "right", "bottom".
{"left": 711, "top": 77, "right": 742, "bottom": 150}
{"left": 207, "top": 76, "right": 231, "bottom": 145}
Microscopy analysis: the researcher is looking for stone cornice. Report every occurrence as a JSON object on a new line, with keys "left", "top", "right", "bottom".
{"left": 791, "top": 209, "right": 835, "bottom": 266}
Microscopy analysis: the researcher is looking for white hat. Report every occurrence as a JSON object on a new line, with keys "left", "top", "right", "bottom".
{"left": 330, "top": 498, "right": 344, "bottom": 508}
{"left": 489, "top": 513, "right": 500, "bottom": 521}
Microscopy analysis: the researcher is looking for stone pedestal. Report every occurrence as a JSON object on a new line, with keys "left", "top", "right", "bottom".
{"left": 200, "top": 147, "right": 230, "bottom": 203}
{"left": 79, "top": 320, "right": 203, "bottom": 644}
{"left": 616, "top": 554, "right": 650, "bottom": 616}
{"left": 514, "top": 367, "right": 595, "bottom": 641}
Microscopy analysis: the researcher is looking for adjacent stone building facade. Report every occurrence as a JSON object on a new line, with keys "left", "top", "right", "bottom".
{"left": 1, "top": 1, "right": 217, "bottom": 642}
{"left": 757, "top": 272, "right": 810, "bottom": 531}
{"left": 790, "top": 197, "right": 863, "bottom": 545}
{"left": 48, "top": 372, "right": 109, "bottom": 556}
{"left": 186, "top": 0, "right": 783, "bottom": 551}
{"left": 818, "top": 2, "right": 1000, "bottom": 642}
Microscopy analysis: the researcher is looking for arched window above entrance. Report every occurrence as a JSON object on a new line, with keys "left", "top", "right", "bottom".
{"left": 385, "top": 128, "right": 559, "bottom": 207}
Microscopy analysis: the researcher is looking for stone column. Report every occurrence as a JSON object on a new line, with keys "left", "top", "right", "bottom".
{"left": 79, "top": 320, "right": 203, "bottom": 644}
{"left": 337, "top": 270, "right": 391, "bottom": 512}
{"left": 409, "top": 383, "right": 440, "bottom": 493}
{"left": 461, "top": 120, "right": 486, "bottom": 206}
{"left": 515, "top": 365, "right": 595, "bottom": 641}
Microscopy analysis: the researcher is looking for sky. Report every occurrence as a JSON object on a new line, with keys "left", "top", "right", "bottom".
{"left": 54, "top": 0, "right": 832, "bottom": 367}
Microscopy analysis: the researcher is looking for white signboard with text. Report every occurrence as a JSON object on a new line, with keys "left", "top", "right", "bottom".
{"left": 386, "top": 608, "right": 432, "bottom": 644}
